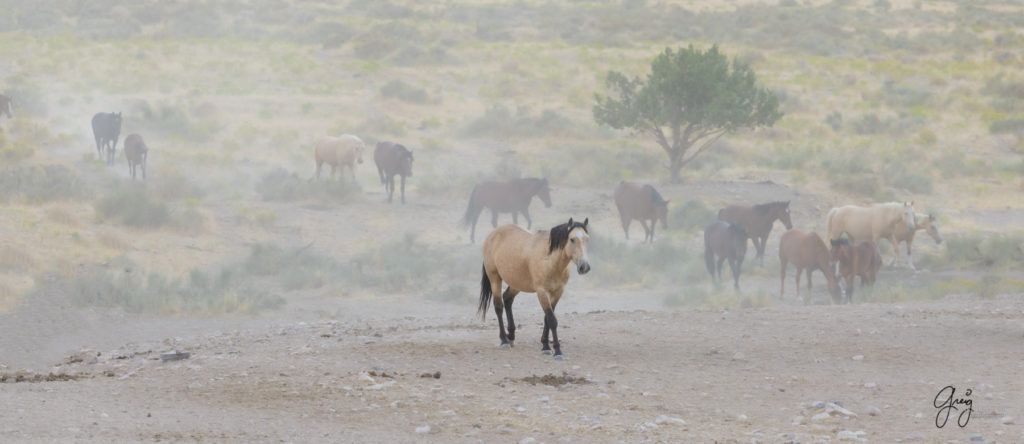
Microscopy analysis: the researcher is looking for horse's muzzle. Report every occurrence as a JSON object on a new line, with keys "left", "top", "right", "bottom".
{"left": 577, "top": 262, "right": 591, "bottom": 275}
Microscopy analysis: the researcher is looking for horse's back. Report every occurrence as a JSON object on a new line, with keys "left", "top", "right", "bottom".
{"left": 482, "top": 224, "right": 540, "bottom": 284}
{"left": 780, "top": 229, "right": 826, "bottom": 264}
{"left": 124, "top": 133, "right": 146, "bottom": 159}
{"left": 614, "top": 181, "right": 655, "bottom": 216}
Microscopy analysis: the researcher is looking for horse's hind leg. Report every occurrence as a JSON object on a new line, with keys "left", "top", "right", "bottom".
{"left": 502, "top": 287, "right": 519, "bottom": 345}
{"left": 779, "top": 259, "right": 788, "bottom": 299}
{"left": 639, "top": 220, "right": 651, "bottom": 243}
{"left": 490, "top": 210, "right": 499, "bottom": 228}
{"left": 399, "top": 174, "right": 406, "bottom": 204}
{"left": 729, "top": 258, "right": 741, "bottom": 291}
{"left": 491, "top": 277, "right": 511, "bottom": 349}
{"left": 521, "top": 208, "right": 532, "bottom": 229}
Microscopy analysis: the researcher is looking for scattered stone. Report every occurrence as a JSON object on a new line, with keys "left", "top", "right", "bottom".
{"left": 970, "top": 434, "right": 983, "bottom": 441}
{"left": 791, "top": 416, "right": 805, "bottom": 426}
{"left": 415, "top": 425, "right": 430, "bottom": 434}
{"left": 864, "top": 382, "right": 876, "bottom": 389}
{"left": 904, "top": 432, "right": 925, "bottom": 441}
{"left": 736, "top": 414, "right": 748, "bottom": 423}
{"left": 160, "top": 351, "right": 190, "bottom": 362}
{"left": 810, "top": 401, "right": 826, "bottom": 409}
{"left": 852, "top": 355, "right": 864, "bottom": 361}
{"left": 811, "top": 412, "right": 831, "bottom": 423}
{"left": 837, "top": 430, "right": 866, "bottom": 441}
{"left": 419, "top": 371, "right": 441, "bottom": 379}
{"left": 519, "top": 438, "right": 537, "bottom": 444}
{"left": 1002, "top": 416, "right": 1014, "bottom": 425}
{"left": 654, "top": 415, "right": 686, "bottom": 426}
{"left": 863, "top": 406, "right": 881, "bottom": 416}
{"left": 516, "top": 407, "right": 527, "bottom": 413}
{"left": 732, "top": 352, "right": 745, "bottom": 360}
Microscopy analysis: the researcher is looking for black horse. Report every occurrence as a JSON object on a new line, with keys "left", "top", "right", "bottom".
{"left": 0, "top": 94, "right": 12, "bottom": 119}
{"left": 91, "top": 112, "right": 122, "bottom": 165}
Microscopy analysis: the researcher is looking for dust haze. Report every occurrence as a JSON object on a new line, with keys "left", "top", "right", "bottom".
{"left": 1, "top": 1, "right": 1023, "bottom": 442}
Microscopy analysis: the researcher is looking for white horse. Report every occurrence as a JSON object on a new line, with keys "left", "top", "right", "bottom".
{"left": 826, "top": 201, "right": 915, "bottom": 267}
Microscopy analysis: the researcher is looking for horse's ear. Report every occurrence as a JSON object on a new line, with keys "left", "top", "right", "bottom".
{"left": 567, "top": 217, "right": 573, "bottom": 227}
{"left": 583, "top": 217, "right": 588, "bottom": 228}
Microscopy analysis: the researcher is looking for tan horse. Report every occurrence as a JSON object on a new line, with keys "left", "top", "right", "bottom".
{"left": 830, "top": 239, "right": 882, "bottom": 303}
{"left": 123, "top": 133, "right": 149, "bottom": 180}
{"left": 314, "top": 134, "right": 365, "bottom": 182}
{"left": 778, "top": 229, "right": 842, "bottom": 304}
{"left": 826, "top": 201, "right": 915, "bottom": 266}
{"left": 613, "top": 181, "right": 669, "bottom": 243}
{"left": 478, "top": 218, "right": 590, "bottom": 359}
{"left": 890, "top": 213, "right": 943, "bottom": 270}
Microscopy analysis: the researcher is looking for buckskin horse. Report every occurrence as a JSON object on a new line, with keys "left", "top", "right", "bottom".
{"left": 461, "top": 178, "right": 552, "bottom": 243}
{"left": 826, "top": 201, "right": 915, "bottom": 267}
{"left": 478, "top": 218, "right": 590, "bottom": 359}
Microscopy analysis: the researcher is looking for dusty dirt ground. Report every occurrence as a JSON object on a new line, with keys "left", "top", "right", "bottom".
{"left": 2, "top": 286, "right": 1023, "bottom": 443}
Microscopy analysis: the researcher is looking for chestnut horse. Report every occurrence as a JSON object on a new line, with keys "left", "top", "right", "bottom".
{"left": 478, "top": 218, "right": 590, "bottom": 359}
{"left": 890, "top": 213, "right": 943, "bottom": 270}
{"left": 123, "top": 133, "right": 148, "bottom": 180}
{"left": 613, "top": 181, "right": 669, "bottom": 243}
{"left": 830, "top": 238, "right": 882, "bottom": 303}
{"left": 314, "top": 134, "right": 364, "bottom": 182}
{"left": 778, "top": 229, "right": 842, "bottom": 304}
{"left": 704, "top": 221, "right": 748, "bottom": 290}
{"left": 373, "top": 141, "right": 413, "bottom": 204}
{"left": 826, "top": 202, "right": 915, "bottom": 266}
{"left": 718, "top": 201, "right": 792, "bottom": 266}
{"left": 461, "top": 178, "right": 552, "bottom": 243}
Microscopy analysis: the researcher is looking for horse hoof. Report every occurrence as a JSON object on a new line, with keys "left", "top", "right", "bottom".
{"left": 541, "top": 349, "right": 552, "bottom": 355}
{"left": 507, "top": 340, "right": 515, "bottom": 348}
{"left": 499, "top": 343, "right": 511, "bottom": 350}
{"left": 553, "top": 354, "right": 564, "bottom": 361}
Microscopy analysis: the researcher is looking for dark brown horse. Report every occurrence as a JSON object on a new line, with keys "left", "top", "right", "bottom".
{"left": 778, "top": 229, "right": 842, "bottom": 304}
{"left": 613, "top": 181, "right": 669, "bottom": 243}
{"left": 123, "top": 133, "right": 148, "bottom": 180}
{"left": 718, "top": 201, "right": 792, "bottom": 266}
{"left": 91, "top": 112, "right": 122, "bottom": 165}
{"left": 830, "top": 239, "right": 881, "bottom": 303}
{"left": 461, "top": 178, "right": 552, "bottom": 243}
{"left": 479, "top": 218, "right": 590, "bottom": 359}
{"left": 0, "top": 94, "right": 11, "bottom": 119}
{"left": 373, "top": 141, "right": 414, "bottom": 204}
{"left": 704, "top": 221, "right": 748, "bottom": 290}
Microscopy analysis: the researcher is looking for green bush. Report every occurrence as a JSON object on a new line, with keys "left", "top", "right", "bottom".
{"left": 256, "top": 168, "right": 359, "bottom": 202}
{"left": 0, "top": 164, "right": 89, "bottom": 204}
{"left": 670, "top": 199, "right": 718, "bottom": 233}
{"left": 944, "top": 232, "right": 1024, "bottom": 268}
{"left": 380, "top": 79, "right": 430, "bottom": 104}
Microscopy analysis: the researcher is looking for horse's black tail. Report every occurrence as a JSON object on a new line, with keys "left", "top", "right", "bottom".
{"left": 478, "top": 264, "right": 492, "bottom": 320}
{"left": 461, "top": 186, "right": 480, "bottom": 228}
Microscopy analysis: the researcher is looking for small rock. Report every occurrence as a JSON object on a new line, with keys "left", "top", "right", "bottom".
{"left": 837, "top": 430, "right": 860, "bottom": 441}
{"left": 810, "top": 401, "right": 826, "bottom": 409}
{"left": 904, "top": 432, "right": 925, "bottom": 441}
{"left": 160, "top": 350, "right": 190, "bottom": 362}
{"left": 852, "top": 355, "right": 864, "bottom": 361}
{"left": 791, "top": 416, "right": 805, "bottom": 426}
{"left": 516, "top": 407, "right": 527, "bottom": 413}
{"left": 970, "top": 434, "right": 983, "bottom": 441}
{"left": 732, "top": 352, "right": 745, "bottom": 360}
{"left": 863, "top": 406, "right": 881, "bottom": 416}
{"left": 654, "top": 415, "right": 686, "bottom": 426}
{"left": 415, "top": 425, "right": 430, "bottom": 434}
{"left": 736, "top": 414, "right": 748, "bottom": 422}
{"left": 863, "top": 382, "right": 876, "bottom": 388}
{"left": 519, "top": 438, "right": 537, "bottom": 444}
{"left": 539, "top": 396, "right": 549, "bottom": 402}
{"left": 1002, "top": 416, "right": 1014, "bottom": 425}
{"left": 811, "top": 412, "right": 831, "bottom": 422}
{"left": 826, "top": 402, "right": 857, "bottom": 417}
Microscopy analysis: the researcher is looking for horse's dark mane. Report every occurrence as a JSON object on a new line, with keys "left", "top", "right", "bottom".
{"left": 548, "top": 220, "right": 588, "bottom": 255}
{"left": 647, "top": 185, "right": 666, "bottom": 204}
{"left": 753, "top": 201, "right": 786, "bottom": 213}
{"left": 830, "top": 238, "right": 850, "bottom": 247}
{"left": 395, "top": 143, "right": 412, "bottom": 158}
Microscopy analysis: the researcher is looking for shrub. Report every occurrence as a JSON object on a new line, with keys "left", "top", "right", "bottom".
{"left": 256, "top": 168, "right": 359, "bottom": 202}
{"left": 0, "top": 164, "right": 89, "bottom": 204}
{"left": 461, "top": 106, "right": 579, "bottom": 139}
{"left": 380, "top": 79, "right": 430, "bottom": 104}
{"left": 670, "top": 199, "right": 718, "bottom": 232}
{"left": 94, "top": 187, "right": 170, "bottom": 228}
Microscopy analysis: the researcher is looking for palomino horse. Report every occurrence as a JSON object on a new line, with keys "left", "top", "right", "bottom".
{"left": 461, "top": 178, "right": 552, "bottom": 243}
{"left": 0, "top": 94, "right": 11, "bottom": 119}
{"left": 91, "top": 112, "right": 122, "bottom": 165}
{"left": 123, "top": 133, "right": 148, "bottom": 180}
{"left": 613, "top": 181, "right": 669, "bottom": 243}
{"left": 373, "top": 141, "right": 413, "bottom": 204}
{"left": 478, "top": 218, "right": 590, "bottom": 359}
{"left": 890, "top": 213, "right": 943, "bottom": 270}
{"left": 830, "top": 239, "right": 882, "bottom": 303}
{"left": 314, "top": 134, "right": 364, "bottom": 182}
{"left": 778, "top": 229, "right": 842, "bottom": 304}
{"left": 704, "top": 221, "right": 748, "bottom": 290}
{"left": 826, "top": 202, "right": 915, "bottom": 266}
{"left": 718, "top": 201, "right": 792, "bottom": 266}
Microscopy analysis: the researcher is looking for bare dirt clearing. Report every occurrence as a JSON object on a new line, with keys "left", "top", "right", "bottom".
{"left": 3, "top": 295, "right": 1023, "bottom": 442}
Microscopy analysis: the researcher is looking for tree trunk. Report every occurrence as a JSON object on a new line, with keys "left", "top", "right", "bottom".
{"left": 669, "top": 154, "right": 683, "bottom": 183}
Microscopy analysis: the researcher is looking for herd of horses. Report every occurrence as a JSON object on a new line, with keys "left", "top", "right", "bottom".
{"left": 7, "top": 105, "right": 946, "bottom": 359}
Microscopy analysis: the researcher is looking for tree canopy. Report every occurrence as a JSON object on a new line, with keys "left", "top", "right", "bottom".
{"left": 594, "top": 45, "right": 782, "bottom": 181}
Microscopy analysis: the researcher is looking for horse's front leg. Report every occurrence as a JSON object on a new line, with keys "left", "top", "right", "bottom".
{"left": 386, "top": 175, "right": 394, "bottom": 203}
{"left": 906, "top": 237, "right": 916, "bottom": 270}
{"left": 757, "top": 236, "right": 767, "bottom": 266}
{"left": 399, "top": 174, "right": 406, "bottom": 204}
{"left": 639, "top": 220, "right": 651, "bottom": 243}
{"left": 521, "top": 208, "right": 532, "bottom": 229}
{"left": 491, "top": 210, "right": 499, "bottom": 228}
{"left": 648, "top": 218, "right": 657, "bottom": 243}
{"left": 729, "top": 258, "right": 741, "bottom": 291}
{"left": 538, "top": 290, "right": 563, "bottom": 359}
